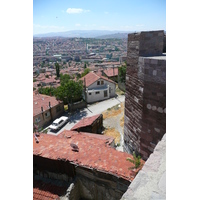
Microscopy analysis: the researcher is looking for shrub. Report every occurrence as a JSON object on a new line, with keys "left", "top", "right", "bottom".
{"left": 126, "top": 152, "right": 141, "bottom": 169}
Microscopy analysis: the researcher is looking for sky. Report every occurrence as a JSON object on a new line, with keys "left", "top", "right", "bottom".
{"left": 33, "top": 0, "right": 166, "bottom": 35}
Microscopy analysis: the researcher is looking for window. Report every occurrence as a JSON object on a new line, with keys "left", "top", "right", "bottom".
{"left": 59, "top": 120, "right": 63, "bottom": 125}
{"left": 109, "top": 87, "right": 111, "bottom": 93}
{"left": 101, "top": 80, "right": 104, "bottom": 85}
{"left": 45, "top": 112, "right": 50, "bottom": 118}
{"left": 95, "top": 91, "right": 100, "bottom": 94}
{"left": 35, "top": 117, "right": 41, "bottom": 123}
{"left": 97, "top": 81, "right": 100, "bottom": 85}
{"left": 104, "top": 90, "right": 108, "bottom": 97}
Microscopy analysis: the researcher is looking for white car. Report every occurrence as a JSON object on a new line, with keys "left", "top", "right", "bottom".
{"left": 49, "top": 116, "right": 69, "bottom": 131}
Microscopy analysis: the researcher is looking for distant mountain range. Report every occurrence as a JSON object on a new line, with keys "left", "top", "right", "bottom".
{"left": 33, "top": 30, "right": 134, "bottom": 39}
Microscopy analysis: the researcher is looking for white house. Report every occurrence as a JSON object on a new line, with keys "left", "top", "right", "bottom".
{"left": 81, "top": 72, "right": 116, "bottom": 103}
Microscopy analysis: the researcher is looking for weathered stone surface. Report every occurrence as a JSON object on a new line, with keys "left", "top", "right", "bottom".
{"left": 121, "top": 134, "right": 166, "bottom": 200}
{"left": 124, "top": 30, "right": 166, "bottom": 160}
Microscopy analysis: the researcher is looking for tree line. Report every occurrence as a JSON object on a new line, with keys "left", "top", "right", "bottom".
{"left": 37, "top": 65, "right": 91, "bottom": 104}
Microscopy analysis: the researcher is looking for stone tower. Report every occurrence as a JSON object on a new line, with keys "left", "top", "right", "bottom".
{"left": 124, "top": 30, "right": 166, "bottom": 160}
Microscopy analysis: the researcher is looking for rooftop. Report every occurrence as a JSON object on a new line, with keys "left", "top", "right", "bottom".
{"left": 33, "top": 179, "right": 67, "bottom": 200}
{"left": 33, "top": 92, "right": 62, "bottom": 116}
{"left": 103, "top": 68, "right": 118, "bottom": 77}
{"left": 71, "top": 114, "right": 102, "bottom": 131}
{"left": 80, "top": 71, "right": 116, "bottom": 87}
{"left": 33, "top": 130, "right": 144, "bottom": 181}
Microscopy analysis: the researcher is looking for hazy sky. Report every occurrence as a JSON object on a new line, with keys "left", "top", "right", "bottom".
{"left": 33, "top": 0, "right": 166, "bottom": 35}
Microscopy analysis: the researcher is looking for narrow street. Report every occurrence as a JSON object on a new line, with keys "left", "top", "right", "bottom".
{"left": 47, "top": 95, "right": 125, "bottom": 136}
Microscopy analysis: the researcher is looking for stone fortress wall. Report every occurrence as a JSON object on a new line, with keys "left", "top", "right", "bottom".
{"left": 123, "top": 30, "right": 166, "bottom": 160}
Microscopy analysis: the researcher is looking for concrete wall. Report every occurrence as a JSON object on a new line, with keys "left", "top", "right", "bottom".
{"left": 68, "top": 100, "right": 87, "bottom": 112}
{"left": 124, "top": 30, "right": 166, "bottom": 160}
{"left": 121, "top": 134, "right": 166, "bottom": 200}
{"left": 88, "top": 78, "right": 116, "bottom": 96}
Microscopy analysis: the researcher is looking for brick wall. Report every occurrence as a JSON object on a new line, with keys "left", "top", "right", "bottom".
{"left": 124, "top": 30, "right": 166, "bottom": 160}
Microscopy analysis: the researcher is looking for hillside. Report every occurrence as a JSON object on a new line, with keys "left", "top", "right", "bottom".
{"left": 33, "top": 30, "right": 134, "bottom": 38}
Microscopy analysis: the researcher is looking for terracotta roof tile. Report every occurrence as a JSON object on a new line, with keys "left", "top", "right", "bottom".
{"left": 33, "top": 179, "right": 67, "bottom": 200}
{"left": 71, "top": 114, "right": 101, "bottom": 131}
{"left": 103, "top": 68, "right": 118, "bottom": 77}
{"left": 33, "top": 130, "right": 144, "bottom": 181}
{"left": 80, "top": 72, "right": 100, "bottom": 87}
{"left": 41, "top": 77, "right": 56, "bottom": 84}
{"left": 33, "top": 93, "right": 62, "bottom": 116}
{"left": 80, "top": 71, "right": 116, "bottom": 87}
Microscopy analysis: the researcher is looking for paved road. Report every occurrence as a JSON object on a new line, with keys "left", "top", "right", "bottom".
{"left": 47, "top": 95, "right": 125, "bottom": 135}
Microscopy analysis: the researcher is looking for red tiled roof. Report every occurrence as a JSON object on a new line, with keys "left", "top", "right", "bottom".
{"left": 41, "top": 77, "right": 56, "bottom": 84}
{"left": 80, "top": 72, "right": 116, "bottom": 87}
{"left": 80, "top": 72, "right": 100, "bottom": 87}
{"left": 71, "top": 114, "right": 102, "bottom": 131}
{"left": 33, "top": 93, "right": 62, "bottom": 116}
{"left": 33, "top": 179, "right": 67, "bottom": 200}
{"left": 33, "top": 130, "right": 144, "bottom": 181}
{"left": 94, "top": 71, "right": 102, "bottom": 76}
{"left": 103, "top": 68, "right": 118, "bottom": 77}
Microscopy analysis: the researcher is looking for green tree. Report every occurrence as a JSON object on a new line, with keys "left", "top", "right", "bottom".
{"left": 118, "top": 64, "right": 127, "bottom": 83}
{"left": 81, "top": 68, "right": 90, "bottom": 77}
{"left": 126, "top": 152, "right": 141, "bottom": 169}
{"left": 76, "top": 73, "right": 81, "bottom": 79}
{"left": 60, "top": 73, "right": 71, "bottom": 86}
{"left": 38, "top": 86, "right": 56, "bottom": 96}
{"left": 55, "top": 80, "right": 83, "bottom": 104}
{"left": 55, "top": 63, "right": 60, "bottom": 78}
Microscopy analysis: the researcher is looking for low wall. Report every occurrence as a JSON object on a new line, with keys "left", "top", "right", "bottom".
{"left": 118, "top": 81, "right": 126, "bottom": 92}
{"left": 76, "top": 166, "right": 131, "bottom": 200}
{"left": 68, "top": 100, "right": 87, "bottom": 112}
{"left": 121, "top": 134, "right": 166, "bottom": 200}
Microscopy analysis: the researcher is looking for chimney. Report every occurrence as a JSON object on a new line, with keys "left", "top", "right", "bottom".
{"left": 49, "top": 101, "right": 51, "bottom": 108}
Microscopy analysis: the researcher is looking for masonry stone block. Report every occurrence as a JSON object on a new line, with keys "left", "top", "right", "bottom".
{"left": 124, "top": 30, "right": 166, "bottom": 160}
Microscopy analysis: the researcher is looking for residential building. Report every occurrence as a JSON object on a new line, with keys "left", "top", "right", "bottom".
{"left": 33, "top": 130, "right": 145, "bottom": 200}
{"left": 81, "top": 71, "right": 116, "bottom": 103}
{"left": 102, "top": 67, "right": 118, "bottom": 82}
{"left": 33, "top": 92, "right": 64, "bottom": 130}
{"left": 71, "top": 114, "right": 103, "bottom": 134}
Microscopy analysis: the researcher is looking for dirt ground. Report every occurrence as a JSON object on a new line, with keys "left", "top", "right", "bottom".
{"left": 102, "top": 102, "right": 124, "bottom": 145}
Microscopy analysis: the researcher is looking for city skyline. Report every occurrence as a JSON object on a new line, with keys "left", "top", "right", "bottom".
{"left": 33, "top": 0, "right": 166, "bottom": 35}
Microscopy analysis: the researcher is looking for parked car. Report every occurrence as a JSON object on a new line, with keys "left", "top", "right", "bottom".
{"left": 49, "top": 116, "right": 69, "bottom": 131}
